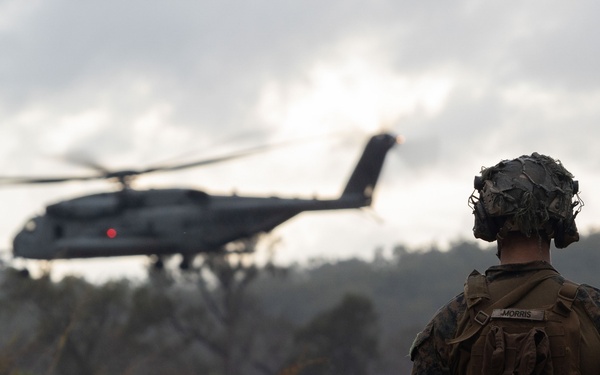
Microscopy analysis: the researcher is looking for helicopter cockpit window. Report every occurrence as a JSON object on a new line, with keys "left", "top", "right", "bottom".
{"left": 47, "top": 193, "right": 122, "bottom": 218}
{"left": 186, "top": 190, "right": 209, "bottom": 204}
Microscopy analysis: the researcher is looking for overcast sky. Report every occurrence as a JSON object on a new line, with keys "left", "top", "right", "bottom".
{"left": 2, "top": 0, "right": 600, "bottom": 281}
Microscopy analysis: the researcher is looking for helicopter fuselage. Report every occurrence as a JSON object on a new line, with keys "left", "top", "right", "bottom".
{"left": 14, "top": 189, "right": 367, "bottom": 259}
{"left": 11, "top": 133, "right": 399, "bottom": 262}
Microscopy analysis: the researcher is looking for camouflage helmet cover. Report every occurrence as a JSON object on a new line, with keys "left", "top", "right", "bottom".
{"left": 470, "top": 152, "right": 581, "bottom": 248}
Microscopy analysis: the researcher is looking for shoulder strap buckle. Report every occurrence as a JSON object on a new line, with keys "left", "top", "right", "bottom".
{"left": 474, "top": 311, "right": 490, "bottom": 325}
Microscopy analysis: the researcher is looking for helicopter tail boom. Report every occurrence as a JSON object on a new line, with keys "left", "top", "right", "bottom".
{"left": 340, "top": 133, "right": 399, "bottom": 205}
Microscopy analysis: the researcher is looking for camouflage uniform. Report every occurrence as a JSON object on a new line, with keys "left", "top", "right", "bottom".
{"left": 409, "top": 261, "right": 600, "bottom": 374}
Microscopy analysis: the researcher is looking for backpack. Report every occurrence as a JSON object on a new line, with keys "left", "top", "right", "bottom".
{"left": 447, "top": 269, "right": 582, "bottom": 375}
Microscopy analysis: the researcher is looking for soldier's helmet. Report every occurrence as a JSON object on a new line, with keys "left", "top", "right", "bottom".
{"left": 470, "top": 153, "right": 581, "bottom": 248}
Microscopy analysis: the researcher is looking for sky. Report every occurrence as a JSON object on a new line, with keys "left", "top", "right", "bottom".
{"left": 2, "top": 0, "right": 600, "bottom": 282}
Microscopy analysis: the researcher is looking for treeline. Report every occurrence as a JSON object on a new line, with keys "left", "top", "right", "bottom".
{"left": 1, "top": 232, "right": 600, "bottom": 375}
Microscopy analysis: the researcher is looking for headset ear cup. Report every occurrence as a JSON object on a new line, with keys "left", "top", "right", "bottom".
{"left": 554, "top": 220, "right": 564, "bottom": 248}
{"left": 474, "top": 176, "right": 484, "bottom": 190}
{"left": 473, "top": 201, "right": 498, "bottom": 242}
{"left": 554, "top": 218, "right": 580, "bottom": 248}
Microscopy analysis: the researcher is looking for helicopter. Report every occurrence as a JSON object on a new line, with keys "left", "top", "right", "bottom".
{"left": 2, "top": 133, "right": 400, "bottom": 269}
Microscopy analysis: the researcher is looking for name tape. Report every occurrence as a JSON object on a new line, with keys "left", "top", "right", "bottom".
{"left": 491, "top": 308, "right": 545, "bottom": 321}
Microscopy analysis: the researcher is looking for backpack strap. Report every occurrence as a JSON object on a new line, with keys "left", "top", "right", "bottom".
{"left": 448, "top": 269, "right": 559, "bottom": 345}
{"left": 464, "top": 270, "right": 489, "bottom": 309}
{"left": 553, "top": 280, "right": 579, "bottom": 317}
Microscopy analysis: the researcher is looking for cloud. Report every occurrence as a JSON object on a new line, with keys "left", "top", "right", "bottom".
{"left": 1, "top": 0, "right": 600, "bottom": 280}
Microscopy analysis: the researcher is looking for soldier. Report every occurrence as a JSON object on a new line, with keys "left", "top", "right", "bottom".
{"left": 409, "top": 153, "right": 600, "bottom": 374}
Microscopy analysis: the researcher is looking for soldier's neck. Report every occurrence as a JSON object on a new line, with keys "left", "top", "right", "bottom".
{"left": 497, "top": 233, "right": 551, "bottom": 265}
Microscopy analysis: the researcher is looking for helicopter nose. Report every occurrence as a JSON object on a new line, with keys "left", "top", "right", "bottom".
{"left": 13, "top": 230, "right": 32, "bottom": 258}
{"left": 13, "top": 232, "right": 27, "bottom": 258}
{"left": 12, "top": 218, "right": 41, "bottom": 259}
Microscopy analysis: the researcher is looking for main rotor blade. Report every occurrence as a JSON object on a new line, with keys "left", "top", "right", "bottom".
{"left": 0, "top": 144, "right": 279, "bottom": 186}
{"left": 0, "top": 134, "right": 317, "bottom": 186}
{"left": 0, "top": 174, "right": 102, "bottom": 185}
{"left": 138, "top": 140, "right": 297, "bottom": 174}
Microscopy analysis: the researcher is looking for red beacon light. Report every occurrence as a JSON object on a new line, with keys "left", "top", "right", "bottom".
{"left": 106, "top": 228, "right": 118, "bottom": 239}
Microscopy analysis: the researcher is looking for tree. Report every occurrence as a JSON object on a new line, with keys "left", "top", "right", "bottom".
{"left": 0, "top": 270, "right": 134, "bottom": 375}
{"left": 288, "top": 293, "right": 379, "bottom": 375}
{"left": 165, "top": 252, "right": 295, "bottom": 375}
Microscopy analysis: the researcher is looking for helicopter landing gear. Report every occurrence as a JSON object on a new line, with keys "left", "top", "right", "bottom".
{"left": 150, "top": 255, "right": 164, "bottom": 270}
{"left": 18, "top": 268, "right": 30, "bottom": 278}
{"left": 179, "top": 254, "right": 194, "bottom": 270}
